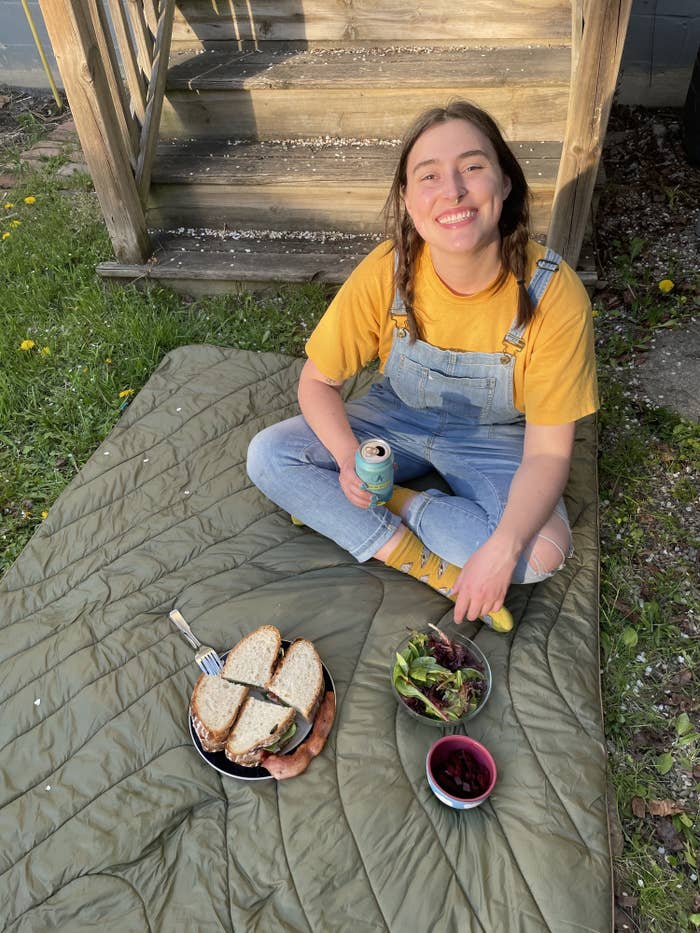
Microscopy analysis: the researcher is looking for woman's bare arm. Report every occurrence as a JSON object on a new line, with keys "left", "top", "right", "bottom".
{"left": 451, "top": 421, "right": 576, "bottom": 622}
{"left": 297, "top": 359, "right": 372, "bottom": 508}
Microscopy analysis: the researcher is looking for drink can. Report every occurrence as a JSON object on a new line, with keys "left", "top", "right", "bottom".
{"left": 355, "top": 438, "right": 394, "bottom": 507}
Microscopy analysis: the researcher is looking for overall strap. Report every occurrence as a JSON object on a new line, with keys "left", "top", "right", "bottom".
{"left": 501, "top": 247, "right": 562, "bottom": 358}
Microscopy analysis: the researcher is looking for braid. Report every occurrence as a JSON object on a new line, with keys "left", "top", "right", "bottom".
{"left": 501, "top": 222, "right": 533, "bottom": 327}
{"left": 395, "top": 218, "right": 423, "bottom": 341}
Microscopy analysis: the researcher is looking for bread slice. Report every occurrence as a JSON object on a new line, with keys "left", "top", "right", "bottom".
{"left": 221, "top": 624, "right": 282, "bottom": 688}
{"left": 190, "top": 675, "right": 248, "bottom": 752}
{"left": 224, "top": 697, "right": 296, "bottom": 766}
{"left": 266, "top": 638, "right": 324, "bottom": 721}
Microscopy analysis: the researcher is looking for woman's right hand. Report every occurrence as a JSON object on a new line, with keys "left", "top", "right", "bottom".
{"left": 338, "top": 451, "right": 373, "bottom": 509}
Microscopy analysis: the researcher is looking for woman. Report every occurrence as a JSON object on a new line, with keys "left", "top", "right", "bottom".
{"left": 247, "top": 101, "right": 598, "bottom": 632}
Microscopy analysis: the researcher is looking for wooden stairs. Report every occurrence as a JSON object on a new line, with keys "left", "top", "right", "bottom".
{"left": 38, "top": 1, "right": 633, "bottom": 294}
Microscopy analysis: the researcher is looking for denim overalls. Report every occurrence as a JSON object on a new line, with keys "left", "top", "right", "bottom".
{"left": 247, "top": 249, "right": 571, "bottom": 582}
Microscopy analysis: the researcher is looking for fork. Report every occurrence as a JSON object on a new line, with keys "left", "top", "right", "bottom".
{"left": 168, "top": 609, "right": 223, "bottom": 675}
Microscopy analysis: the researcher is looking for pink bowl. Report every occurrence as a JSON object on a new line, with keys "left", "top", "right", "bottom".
{"left": 426, "top": 735, "right": 497, "bottom": 809}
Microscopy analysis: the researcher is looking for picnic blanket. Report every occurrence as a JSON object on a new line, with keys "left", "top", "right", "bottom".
{"left": 0, "top": 345, "right": 612, "bottom": 932}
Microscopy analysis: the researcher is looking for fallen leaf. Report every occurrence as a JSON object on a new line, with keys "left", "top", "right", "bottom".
{"left": 0, "top": 95, "right": 10, "bottom": 108}
{"left": 648, "top": 799, "right": 684, "bottom": 817}
{"left": 616, "top": 894, "right": 638, "bottom": 909}
{"left": 630, "top": 728, "right": 667, "bottom": 752}
{"left": 671, "top": 669, "right": 693, "bottom": 686}
{"left": 693, "top": 894, "right": 700, "bottom": 912}
{"left": 694, "top": 763, "right": 700, "bottom": 780}
{"left": 631, "top": 796, "right": 647, "bottom": 818}
{"left": 654, "top": 818, "right": 685, "bottom": 852}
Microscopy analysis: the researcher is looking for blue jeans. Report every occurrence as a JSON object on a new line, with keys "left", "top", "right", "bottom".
{"left": 247, "top": 380, "right": 571, "bottom": 584}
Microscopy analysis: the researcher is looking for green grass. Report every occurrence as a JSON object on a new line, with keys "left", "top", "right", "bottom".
{"left": 593, "top": 240, "right": 700, "bottom": 931}
{"left": 0, "top": 172, "right": 330, "bottom": 569}
{"left": 1, "top": 158, "right": 699, "bottom": 931}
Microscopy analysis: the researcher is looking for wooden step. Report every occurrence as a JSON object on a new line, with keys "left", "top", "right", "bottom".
{"left": 161, "top": 46, "right": 571, "bottom": 140}
{"left": 97, "top": 231, "right": 597, "bottom": 295}
{"left": 148, "top": 138, "right": 560, "bottom": 234}
{"left": 171, "top": 0, "right": 572, "bottom": 50}
{"left": 98, "top": 230, "right": 382, "bottom": 294}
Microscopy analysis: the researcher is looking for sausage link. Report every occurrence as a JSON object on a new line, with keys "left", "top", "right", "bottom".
{"left": 263, "top": 691, "right": 336, "bottom": 780}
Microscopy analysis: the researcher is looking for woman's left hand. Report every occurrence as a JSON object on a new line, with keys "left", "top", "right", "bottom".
{"left": 450, "top": 537, "right": 518, "bottom": 624}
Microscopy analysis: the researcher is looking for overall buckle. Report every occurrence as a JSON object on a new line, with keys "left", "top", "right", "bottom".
{"left": 536, "top": 257, "right": 560, "bottom": 273}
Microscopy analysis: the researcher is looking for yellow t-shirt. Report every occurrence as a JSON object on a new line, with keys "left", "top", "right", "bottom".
{"left": 305, "top": 239, "right": 598, "bottom": 425}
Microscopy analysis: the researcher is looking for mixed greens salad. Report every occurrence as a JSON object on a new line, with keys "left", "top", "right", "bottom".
{"left": 392, "top": 628, "right": 487, "bottom": 721}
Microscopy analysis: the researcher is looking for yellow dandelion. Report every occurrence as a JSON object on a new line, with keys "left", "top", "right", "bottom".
{"left": 119, "top": 388, "right": 135, "bottom": 399}
{"left": 591, "top": 309, "right": 599, "bottom": 318}
{"left": 41, "top": 510, "right": 49, "bottom": 520}
{"left": 3, "top": 202, "right": 13, "bottom": 209}
{"left": 24, "top": 196, "right": 37, "bottom": 205}
{"left": 658, "top": 279, "right": 674, "bottom": 293}
{"left": 105, "top": 357, "right": 112, "bottom": 364}
{"left": 10, "top": 219, "right": 21, "bottom": 227}
{"left": 40, "top": 346, "right": 51, "bottom": 356}
{"left": 19, "top": 339, "right": 36, "bottom": 351}
{"left": 2, "top": 232, "right": 10, "bottom": 241}
{"left": 21, "top": 510, "right": 31, "bottom": 519}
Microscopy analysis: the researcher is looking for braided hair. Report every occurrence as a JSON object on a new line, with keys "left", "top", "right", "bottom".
{"left": 383, "top": 100, "right": 533, "bottom": 342}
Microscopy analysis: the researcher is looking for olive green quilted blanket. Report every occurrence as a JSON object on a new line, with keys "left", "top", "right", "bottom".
{"left": 0, "top": 346, "right": 611, "bottom": 932}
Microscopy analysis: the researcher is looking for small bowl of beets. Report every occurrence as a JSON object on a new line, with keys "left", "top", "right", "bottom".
{"left": 391, "top": 625, "right": 491, "bottom": 726}
{"left": 426, "top": 735, "right": 497, "bottom": 809}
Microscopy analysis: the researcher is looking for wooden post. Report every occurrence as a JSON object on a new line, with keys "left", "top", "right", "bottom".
{"left": 547, "top": 0, "right": 633, "bottom": 267}
{"left": 135, "top": 0, "right": 176, "bottom": 202}
{"left": 37, "top": 0, "right": 151, "bottom": 264}
{"left": 105, "top": 0, "right": 147, "bottom": 124}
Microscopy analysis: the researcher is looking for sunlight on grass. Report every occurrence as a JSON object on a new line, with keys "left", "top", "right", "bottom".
{"left": 0, "top": 173, "right": 329, "bottom": 569}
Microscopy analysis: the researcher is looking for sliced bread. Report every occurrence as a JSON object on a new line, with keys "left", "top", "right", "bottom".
{"left": 221, "top": 624, "right": 282, "bottom": 688}
{"left": 190, "top": 675, "right": 248, "bottom": 752}
{"left": 266, "top": 638, "right": 324, "bottom": 720}
{"left": 224, "top": 696, "right": 296, "bottom": 766}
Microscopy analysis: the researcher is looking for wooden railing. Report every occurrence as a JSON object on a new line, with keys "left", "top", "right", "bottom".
{"left": 37, "top": 0, "right": 175, "bottom": 263}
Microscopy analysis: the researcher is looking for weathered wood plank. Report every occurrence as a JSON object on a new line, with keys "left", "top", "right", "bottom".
{"left": 146, "top": 182, "right": 554, "bottom": 234}
{"left": 98, "top": 230, "right": 595, "bottom": 294}
{"left": 38, "top": 0, "right": 150, "bottom": 263}
{"left": 160, "top": 86, "right": 569, "bottom": 141}
{"left": 167, "top": 46, "right": 572, "bottom": 90}
{"left": 548, "top": 0, "right": 633, "bottom": 265}
{"left": 86, "top": 0, "right": 140, "bottom": 163}
{"left": 142, "top": 0, "right": 158, "bottom": 35}
{"left": 98, "top": 232, "right": 379, "bottom": 292}
{"left": 125, "top": 0, "right": 154, "bottom": 82}
{"left": 151, "top": 138, "right": 561, "bottom": 185}
{"left": 105, "top": 0, "right": 147, "bottom": 123}
{"left": 171, "top": 0, "right": 572, "bottom": 43}
{"left": 136, "top": 0, "right": 176, "bottom": 202}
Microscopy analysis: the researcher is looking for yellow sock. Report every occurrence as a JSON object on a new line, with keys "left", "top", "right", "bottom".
{"left": 385, "top": 527, "right": 458, "bottom": 596}
{"left": 385, "top": 485, "right": 417, "bottom": 517}
{"left": 384, "top": 528, "right": 514, "bottom": 633}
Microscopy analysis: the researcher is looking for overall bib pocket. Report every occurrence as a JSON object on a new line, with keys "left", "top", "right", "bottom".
{"left": 389, "top": 352, "right": 496, "bottom": 423}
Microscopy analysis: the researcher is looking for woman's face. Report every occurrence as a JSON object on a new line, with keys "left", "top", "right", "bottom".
{"left": 402, "top": 119, "right": 512, "bottom": 262}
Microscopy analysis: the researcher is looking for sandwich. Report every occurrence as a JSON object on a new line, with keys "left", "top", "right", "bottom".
{"left": 221, "top": 624, "right": 282, "bottom": 688}
{"left": 190, "top": 675, "right": 249, "bottom": 752}
{"left": 224, "top": 696, "right": 297, "bottom": 766}
{"left": 266, "top": 638, "right": 324, "bottom": 721}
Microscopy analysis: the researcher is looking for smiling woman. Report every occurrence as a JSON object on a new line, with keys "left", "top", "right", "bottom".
{"left": 401, "top": 122, "right": 512, "bottom": 293}
{"left": 246, "top": 100, "right": 599, "bottom": 633}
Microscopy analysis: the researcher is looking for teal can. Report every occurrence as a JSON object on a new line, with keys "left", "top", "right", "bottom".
{"left": 355, "top": 438, "right": 394, "bottom": 507}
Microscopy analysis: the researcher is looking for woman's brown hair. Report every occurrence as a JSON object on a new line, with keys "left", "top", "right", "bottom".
{"left": 383, "top": 100, "right": 533, "bottom": 341}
